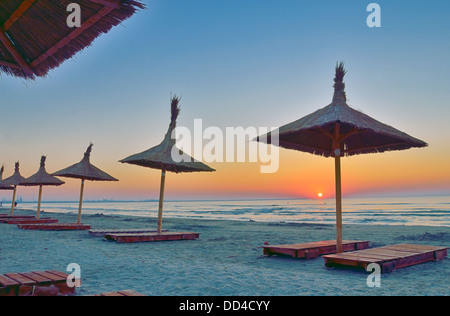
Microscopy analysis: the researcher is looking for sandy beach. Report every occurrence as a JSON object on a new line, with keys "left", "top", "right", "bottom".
{"left": 0, "top": 207, "right": 448, "bottom": 296}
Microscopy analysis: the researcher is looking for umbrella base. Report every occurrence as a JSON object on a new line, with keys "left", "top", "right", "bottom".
{"left": 89, "top": 228, "right": 169, "bottom": 237}
{"left": 0, "top": 215, "right": 34, "bottom": 220}
{"left": 0, "top": 270, "right": 76, "bottom": 296}
{"left": 105, "top": 231, "right": 200, "bottom": 243}
{"left": 93, "top": 290, "right": 146, "bottom": 297}
{"left": 17, "top": 223, "right": 91, "bottom": 231}
{"left": 323, "top": 244, "right": 448, "bottom": 273}
{"left": 263, "top": 240, "right": 370, "bottom": 259}
{"left": 2, "top": 218, "right": 58, "bottom": 225}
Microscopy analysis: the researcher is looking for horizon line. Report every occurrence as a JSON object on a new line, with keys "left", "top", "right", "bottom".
{"left": 2, "top": 193, "right": 450, "bottom": 204}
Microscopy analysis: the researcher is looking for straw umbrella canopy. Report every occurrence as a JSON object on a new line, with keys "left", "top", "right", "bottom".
{"left": 0, "top": 166, "right": 14, "bottom": 210}
{"left": 257, "top": 62, "right": 428, "bottom": 253}
{"left": 120, "top": 96, "right": 215, "bottom": 233}
{"left": 53, "top": 144, "right": 118, "bottom": 224}
{"left": 0, "top": 0, "right": 145, "bottom": 79}
{"left": 0, "top": 166, "right": 14, "bottom": 191}
{"left": 2, "top": 162, "right": 27, "bottom": 216}
{"left": 20, "top": 156, "right": 65, "bottom": 219}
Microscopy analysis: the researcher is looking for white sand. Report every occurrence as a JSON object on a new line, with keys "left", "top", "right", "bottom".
{"left": 0, "top": 207, "right": 449, "bottom": 296}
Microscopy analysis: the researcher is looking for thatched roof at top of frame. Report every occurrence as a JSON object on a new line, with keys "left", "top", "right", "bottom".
{"left": 0, "top": 0, "right": 145, "bottom": 79}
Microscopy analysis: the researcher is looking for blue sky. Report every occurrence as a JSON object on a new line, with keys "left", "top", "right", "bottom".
{"left": 1, "top": 0, "right": 450, "bottom": 201}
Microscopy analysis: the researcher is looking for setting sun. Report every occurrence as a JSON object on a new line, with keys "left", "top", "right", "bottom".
{"left": 317, "top": 193, "right": 323, "bottom": 198}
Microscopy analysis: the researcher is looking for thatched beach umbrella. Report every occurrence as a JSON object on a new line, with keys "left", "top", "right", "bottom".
{"left": 120, "top": 96, "right": 215, "bottom": 234}
{"left": 3, "top": 162, "right": 27, "bottom": 216}
{"left": 257, "top": 63, "right": 427, "bottom": 253}
{"left": 0, "top": 166, "right": 14, "bottom": 191}
{"left": 53, "top": 144, "right": 118, "bottom": 224}
{"left": 0, "top": 0, "right": 144, "bottom": 79}
{"left": 20, "top": 156, "right": 65, "bottom": 219}
{"left": 0, "top": 166, "right": 14, "bottom": 210}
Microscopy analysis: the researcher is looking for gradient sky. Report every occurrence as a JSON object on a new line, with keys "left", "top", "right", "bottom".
{"left": 1, "top": 0, "right": 450, "bottom": 201}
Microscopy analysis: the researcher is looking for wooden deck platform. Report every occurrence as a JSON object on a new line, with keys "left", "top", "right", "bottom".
{"left": 17, "top": 223, "right": 91, "bottom": 231}
{"left": 0, "top": 215, "right": 35, "bottom": 221}
{"left": 0, "top": 270, "right": 75, "bottom": 296}
{"left": 105, "top": 231, "right": 200, "bottom": 243}
{"left": 89, "top": 228, "right": 168, "bottom": 237}
{"left": 2, "top": 218, "right": 58, "bottom": 224}
{"left": 323, "top": 244, "right": 448, "bottom": 273}
{"left": 263, "top": 240, "right": 370, "bottom": 259}
{"left": 94, "top": 290, "right": 146, "bottom": 296}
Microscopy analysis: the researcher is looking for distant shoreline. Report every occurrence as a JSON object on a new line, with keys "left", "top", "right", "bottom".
{"left": 2, "top": 194, "right": 450, "bottom": 204}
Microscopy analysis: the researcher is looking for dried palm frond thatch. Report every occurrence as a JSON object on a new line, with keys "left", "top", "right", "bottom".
{"left": 2, "top": 162, "right": 27, "bottom": 215}
{"left": 0, "top": 165, "right": 14, "bottom": 190}
{"left": 0, "top": 0, "right": 145, "bottom": 79}
{"left": 20, "top": 156, "right": 65, "bottom": 186}
{"left": 120, "top": 96, "right": 215, "bottom": 173}
{"left": 3, "top": 161, "right": 26, "bottom": 186}
{"left": 53, "top": 143, "right": 118, "bottom": 181}
{"left": 258, "top": 63, "right": 427, "bottom": 158}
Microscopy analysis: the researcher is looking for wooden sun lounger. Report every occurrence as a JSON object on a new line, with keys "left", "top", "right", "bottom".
{"left": 2, "top": 218, "right": 58, "bottom": 224}
{"left": 0, "top": 217, "right": 40, "bottom": 223}
{"left": 105, "top": 231, "right": 200, "bottom": 243}
{"left": 17, "top": 223, "right": 91, "bottom": 231}
{"left": 93, "top": 290, "right": 146, "bottom": 296}
{"left": 0, "top": 270, "right": 75, "bottom": 296}
{"left": 263, "top": 240, "right": 370, "bottom": 259}
{"left": 0, "top": 215, "right": 35, "bottom": 221}
{"left": 89, "top": 228, "right": 168, "bottom": 237}
{"left": 323, "top": 244, "right": 448, "bottom": 273}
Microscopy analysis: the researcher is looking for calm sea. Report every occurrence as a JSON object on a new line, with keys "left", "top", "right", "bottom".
{"left": 15, "top": 196, "right": 450, "bottom": 227}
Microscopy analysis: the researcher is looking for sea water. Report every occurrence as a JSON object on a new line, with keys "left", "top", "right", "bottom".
{"left": 18, "top": 196, "right": 450, "bottom": 227}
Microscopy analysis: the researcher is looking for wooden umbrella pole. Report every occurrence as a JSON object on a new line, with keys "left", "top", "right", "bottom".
{"left": 157, "top": 169, "right": 166, "bottom": 234}
{"left": 333, "top": 122, "right": 343, "bottom": 253}
{"left": 334, "top": 154, "right": 343, "bottom": 253}
{"left": 78, "top": 179, "right": 85, "bottom": 225}
{"left": 10, "top": 185, "right": 17, "bottom": 216}
{"left": 36, "top": 185, "right": 43, "bottom": 219}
